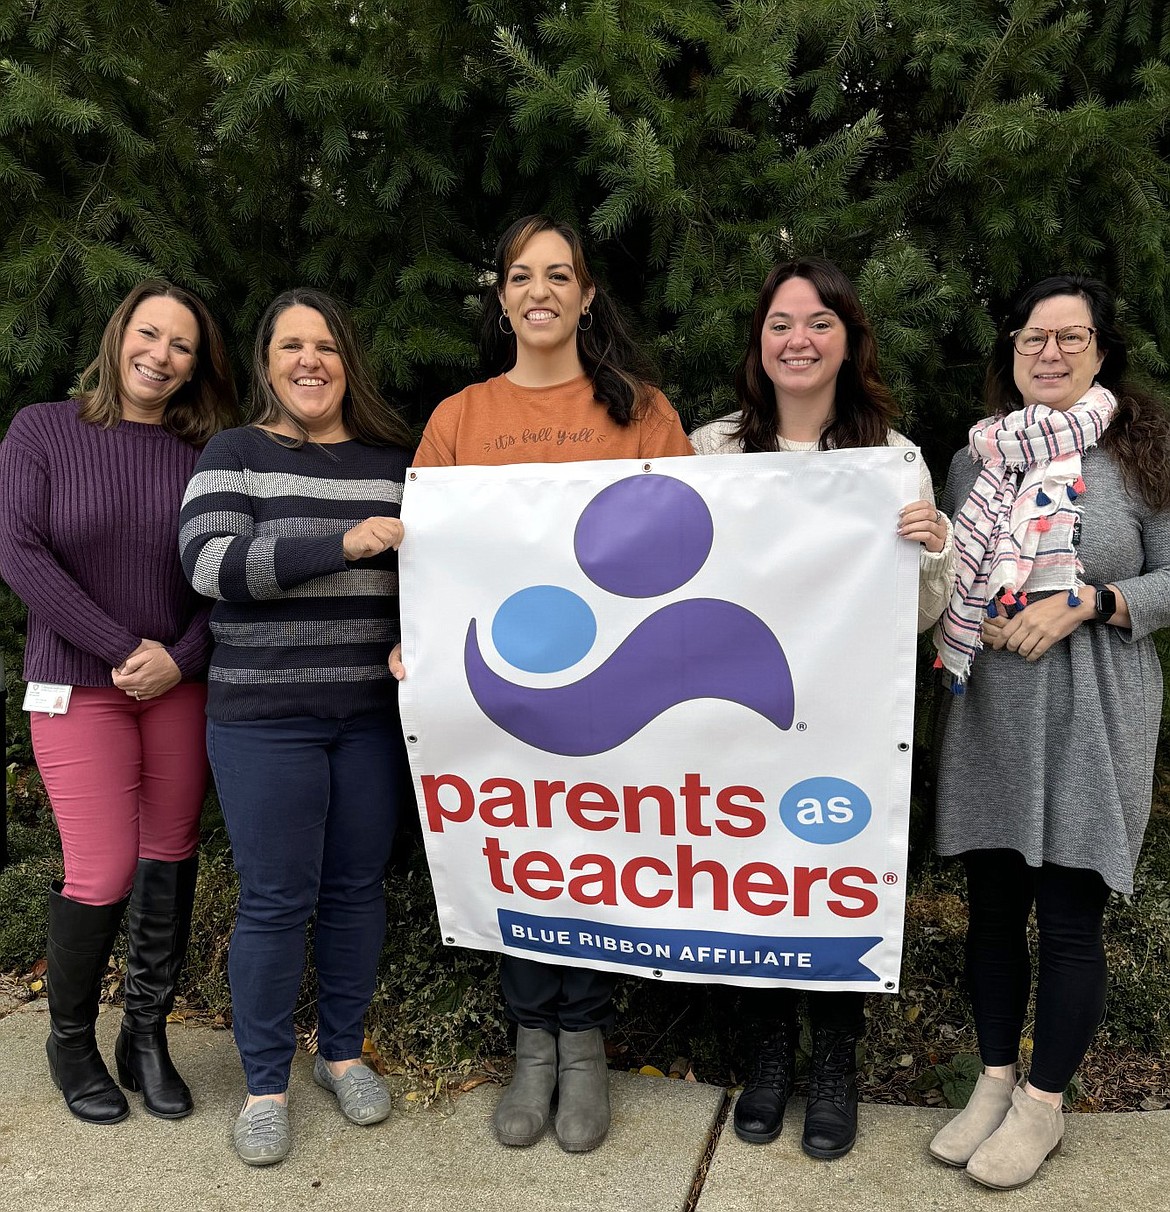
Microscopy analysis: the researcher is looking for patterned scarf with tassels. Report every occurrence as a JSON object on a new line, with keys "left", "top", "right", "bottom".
{"left": 933, "top": 383, "right": 1117, "bottom": 688}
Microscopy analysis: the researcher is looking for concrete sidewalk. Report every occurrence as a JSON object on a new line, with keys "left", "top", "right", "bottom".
{"left": 0, "top": 1003, "right": 1165, "bottom": 1212}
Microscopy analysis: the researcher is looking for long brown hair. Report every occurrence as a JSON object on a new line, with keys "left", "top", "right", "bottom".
{"left": 76, "top": 279, "right": 238, "bottom": 444}
{"left": 986, "top": 274, "right": 1170, "bottom": 510}
{"left": 479, "top": 215, "right": 659, "bottom": 426}
{"left": 734, "top": 256, "right": 895, "bottom": 452}
{"left": 250, "top": 288, "right": 413, "bottom": 448}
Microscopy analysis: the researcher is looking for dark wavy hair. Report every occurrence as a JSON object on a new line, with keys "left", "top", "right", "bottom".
{"left": 733, "top": 257, "right": 895, "bottom": 452}
{"left": 76, "top": 279, "right": 238, "bottom": 444}
{"left": 479, "top": 215, "right": 658, "bottom": 426}
{"left": 250, "top": 288, "right": 413, "bottom": 448}
{"left": 986, "top": 274, "right": 1170, "bottom": 510}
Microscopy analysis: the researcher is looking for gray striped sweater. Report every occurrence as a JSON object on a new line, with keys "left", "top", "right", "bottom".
{"left": 179, "top": 426, "right": 410, "bottom": 721}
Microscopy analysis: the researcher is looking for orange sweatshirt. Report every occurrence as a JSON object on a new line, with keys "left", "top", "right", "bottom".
{"left": 414, "top": 374, "right": 692, "bottom": 467}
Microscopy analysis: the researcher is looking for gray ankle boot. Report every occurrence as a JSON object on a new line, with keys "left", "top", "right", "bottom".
{"left": 492, "top": 1026, "right": 557, "bottom": 1147}
{"left": 554, "top": 1027, "right": 610, "bottom": 1153}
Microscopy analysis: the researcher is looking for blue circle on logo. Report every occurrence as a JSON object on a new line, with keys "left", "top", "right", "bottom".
{"left": 778, "top": 777, "right": 872, "bottom": 844}
{"left": 491, "top": 585, "right": 597, "bottom": 674}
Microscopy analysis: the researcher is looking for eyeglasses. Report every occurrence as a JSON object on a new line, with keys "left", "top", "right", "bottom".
{"left": 1010, "top": 326, "right": 1096, "bottom": 355}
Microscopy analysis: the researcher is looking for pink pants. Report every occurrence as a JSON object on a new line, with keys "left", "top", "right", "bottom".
{"left": 30, "top": 683, "right": 209, "bottom": 905}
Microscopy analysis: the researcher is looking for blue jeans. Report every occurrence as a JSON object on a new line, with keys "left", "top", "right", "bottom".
{"left": 207, "top": 711, "right": 404, "bottom": 1095}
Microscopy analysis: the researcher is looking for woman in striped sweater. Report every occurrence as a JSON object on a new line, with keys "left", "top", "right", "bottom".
{"left": 179, "top": 288, "right": 412, "bottom": 1166}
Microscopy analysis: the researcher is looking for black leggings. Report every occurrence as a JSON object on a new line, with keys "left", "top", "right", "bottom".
{"left": 962, "top": 849, "right": 1110, "bottom": 1093}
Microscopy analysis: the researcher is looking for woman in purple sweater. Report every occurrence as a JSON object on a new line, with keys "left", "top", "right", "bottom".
{"left": 0, "top": 280, "right": 237, "bottom": 1125}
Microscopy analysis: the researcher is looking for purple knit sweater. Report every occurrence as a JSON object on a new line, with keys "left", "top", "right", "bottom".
{"left": 0, "top": 400, "right": 211, "bottom": 686}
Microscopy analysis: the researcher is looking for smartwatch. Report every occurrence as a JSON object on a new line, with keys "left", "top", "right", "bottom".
{"left": 1094, "top": 586, "right": 1117, "bottom": 622}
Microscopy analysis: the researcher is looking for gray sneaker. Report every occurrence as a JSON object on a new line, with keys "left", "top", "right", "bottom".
{"left": 233, "top": 1098, "right": 290, "bottom": 1166}
{"left": 313, "top": 1056, "right": 391, "bottom": 1125}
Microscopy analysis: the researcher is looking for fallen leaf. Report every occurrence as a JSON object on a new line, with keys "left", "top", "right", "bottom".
{"left": 898, "top": 1054, "right": 914, "bottom": 1068}
{"left": 28, "top": 979, "right": 43, "bottom": 994}
{"left": 457, "top": 1075, "right": 493, "bottom": 1093}
{"left": 1140, "top": 1095, "right": 1170, "bottom": 1111}
{"left": 904, "top": 1005, "right": 921, "bottom": 1023}
{"left": 684, "top": 1068, "right": 697, "bottom": 1083}
{"left": 639, "top": 1065, "right": 665, "bottom": 1078}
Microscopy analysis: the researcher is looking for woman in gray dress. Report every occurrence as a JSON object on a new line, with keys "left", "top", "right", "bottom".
{"left": 929, "top": 274, "right": 1170, "bottom": 1189}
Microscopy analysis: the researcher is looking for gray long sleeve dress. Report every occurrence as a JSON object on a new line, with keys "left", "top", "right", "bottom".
{"left": 935, "top": 447, "right": 1170, "bottom": 893}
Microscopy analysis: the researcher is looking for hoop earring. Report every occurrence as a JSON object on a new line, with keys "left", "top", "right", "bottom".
{"left": 577, "top": 309, "right": 594, "bottom": 332}
{"left": 498, "top": 311, "right": 514, "bottom": 336}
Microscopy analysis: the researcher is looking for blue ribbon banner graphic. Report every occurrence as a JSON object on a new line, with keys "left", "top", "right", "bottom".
{"left": 499, "top": 909, "right": 881, "bottom": 982}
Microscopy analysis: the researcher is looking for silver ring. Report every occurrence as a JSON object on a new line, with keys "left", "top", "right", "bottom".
{"left": 935, "top": 508, "right": 944, "bottom": 523}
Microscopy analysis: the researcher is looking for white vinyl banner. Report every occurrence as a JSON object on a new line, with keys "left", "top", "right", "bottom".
{"left": 398, "top": 449, "right": 921, "bottom": 992}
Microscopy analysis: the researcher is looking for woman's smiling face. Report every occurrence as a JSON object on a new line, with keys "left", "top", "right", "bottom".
{"left": 1012, "top": 293, "right": 1105, "bottom": 411}
{"left": 760, "top": 276, "right": 849, "bottom": 407}
{"left": 498, "top": 229, "right": 595, "bottom": 358}
{"left": 117, "top": 296, "right": 199, "bottom": 421}
{"left": 266, "top": 304, "right": 349, "bottom": 440}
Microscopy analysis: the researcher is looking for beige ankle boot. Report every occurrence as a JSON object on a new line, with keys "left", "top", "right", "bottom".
{"left": 929, "top": 1070, "right": 1015, "bottom": 1166}
{"left": 966, "top": 1085, "right": 1064, "bottom": 1189}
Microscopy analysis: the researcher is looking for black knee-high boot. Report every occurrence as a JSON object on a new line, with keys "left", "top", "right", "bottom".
{"left": 45, "top": 882, "right": 130, "bottom": 1124}
{"left": 114, "top": 856, "right": 198, "bottom": 1119}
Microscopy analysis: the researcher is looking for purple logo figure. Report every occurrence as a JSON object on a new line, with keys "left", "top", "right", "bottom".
{"left": 464, "top": 475, "right": 794, "bottom": 756}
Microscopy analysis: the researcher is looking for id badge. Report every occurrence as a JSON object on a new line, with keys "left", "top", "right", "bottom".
{"left": 23, "top": 682, "right": 72, "bottom": 716}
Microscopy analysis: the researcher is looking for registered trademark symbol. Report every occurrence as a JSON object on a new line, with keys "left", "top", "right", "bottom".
{"left": 796, "top": 721, "right": 807, "bottom": 732}
{"left": 883, "top": 872, "right": 898, "bottom": 885}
